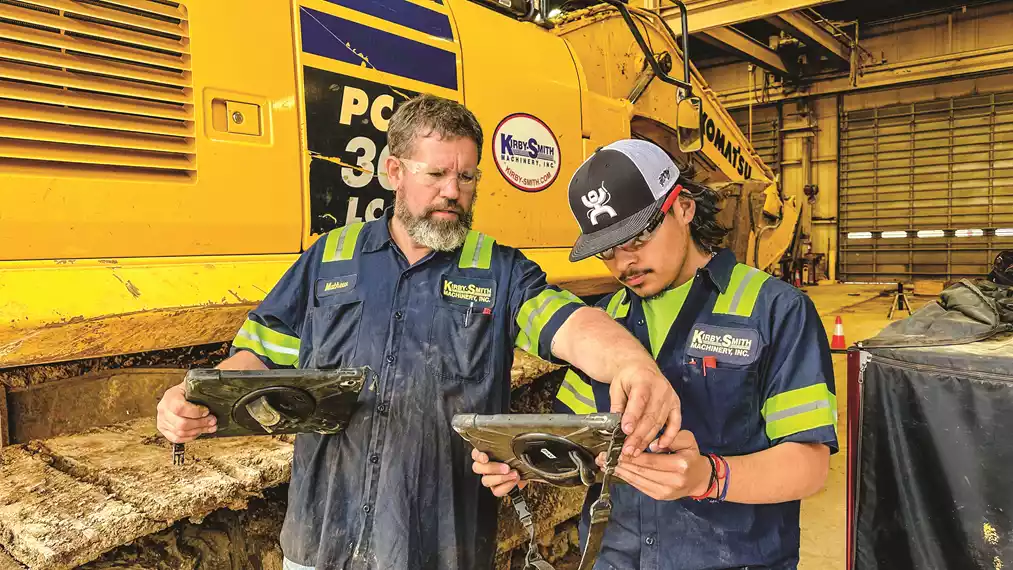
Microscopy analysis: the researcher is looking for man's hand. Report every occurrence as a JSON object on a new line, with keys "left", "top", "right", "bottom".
{"left": 471, "top": 447, "right": 527, "bottom": 497}
{"left": 156, "top": 381, "right": 217, "bottom": 444}
{"left": 155, "top": 350, "right": 266, "bottom": 444}
{"left": 598, "top": 430, "right": 712, "bottom": 501}
{"left": 609, "top": 363, "right": 682, "bottom": 457}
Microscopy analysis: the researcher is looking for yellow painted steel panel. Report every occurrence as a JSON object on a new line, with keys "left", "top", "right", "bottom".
{"left": 0, "top": 2, "right": 184, "bottom": 53}
{"left": 0, "top": 1, "right": 303, "bottom": 261}
{"left": 450, "top": 0, "right": 584, "bottom": 247}
{"left": 91, "top": 0, "right": 184, "bottom": 20}
{"left": 0, "top": 21, "right": 190, "bottom": 70}
{"left": 1, "top": 81, "right": 192, "bottom": 120}
{"left": 1, "top": 39, "right": 191, "bottom": 87}
{"left": 0, "top": 139, "right": 192, "bottom": 170}
{"left": 0, "top": 99, "right": 191, "bottom": 138}
{"left": 0, "top": 255, "right": 298, "bottom": 367}
{"left": 0, "top": 60, "right": 189, "bottom": 104}
{"left": 22, "top": 0, "right": 186, "bottom": 38}
{"left": 0, "top": 119, "right": 193, "bottom": 154}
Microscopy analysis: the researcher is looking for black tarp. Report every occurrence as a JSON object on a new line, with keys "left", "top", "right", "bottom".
{"left": 853, "top": 280, "right": 1013, "bottom": 570}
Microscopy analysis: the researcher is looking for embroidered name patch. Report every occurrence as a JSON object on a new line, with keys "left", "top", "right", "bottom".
{"left": 316, "top": 274, "right": 357, "bottom": 298}
{"left": 686, "top": 324, "right": 761, "bottom": 365}
{"left": 441, "top": 276, "right": 495, "bottom": 309}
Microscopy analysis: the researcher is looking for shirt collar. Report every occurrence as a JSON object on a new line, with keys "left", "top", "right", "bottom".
{"left": 698, "top": 248, "right": 737, "bottom": 293}
{"left": 359, "top": 208, "right": 396, "bottom": 253}
{"left": 357, "top": 207, "right": 459, "bottom": 263}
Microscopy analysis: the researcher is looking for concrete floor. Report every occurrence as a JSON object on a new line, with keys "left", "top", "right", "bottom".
{"left": 797, "top": 284, "right": 936, "bottom": 570}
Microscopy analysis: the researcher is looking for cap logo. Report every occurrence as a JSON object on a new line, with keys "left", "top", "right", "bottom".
{"left": 582, "top": 182, "right": 618, "bottom": 226}
{"left": 659, "top": 168, "right": 672, "bottom": 187}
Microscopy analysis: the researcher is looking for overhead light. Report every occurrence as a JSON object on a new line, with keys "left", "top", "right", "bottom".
{"left": 917, "top": 230, "right": 945, "bottom": 238}
{"left": 996, "top": 228, "right": 1013, "bottom": 237}
{"left": 847, "top": 231, "right": 873, "bottom": 239}
{"left": 955, "top": 229, "right": 984, "bottom": 237}
{"left": 882, "top": 231, "right": 908, "bottom": 239}
{"left": 548, "top": 8, "right": 561, "bottom": 17}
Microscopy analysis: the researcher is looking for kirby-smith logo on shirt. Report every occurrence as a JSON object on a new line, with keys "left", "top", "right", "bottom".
{"left": 686, "top": 324, "right": 761, "bottom": 365}
{"left": 441, "top": 276, "right": 496, "bottom": 308}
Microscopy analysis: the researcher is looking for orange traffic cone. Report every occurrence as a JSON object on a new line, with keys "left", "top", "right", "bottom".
{"left": 831, "top": 316, "right": 847, "bottom": 351}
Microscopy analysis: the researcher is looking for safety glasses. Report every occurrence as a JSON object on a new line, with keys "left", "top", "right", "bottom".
{"left": 397, "top": 158, "right": 482, "bottom": 191}
{"left": 594, "top": 185, "right": 685, "bottom": 261}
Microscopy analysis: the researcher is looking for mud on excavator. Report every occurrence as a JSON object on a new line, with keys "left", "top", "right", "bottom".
{"left": 0, "top": 0, "right": 801, "bottom": 568}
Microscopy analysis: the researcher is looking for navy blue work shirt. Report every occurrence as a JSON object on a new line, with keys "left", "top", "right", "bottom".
{"left": 230, "top": 210, "right": 584, "bottom": 570}
{"left": 556, "top": 249, "right": 838, "bottom": 570}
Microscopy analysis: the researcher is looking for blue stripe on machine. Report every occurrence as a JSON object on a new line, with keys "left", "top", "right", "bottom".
{"left": 321, "top": 0, "right": 453, "bottom": 40}
{"left": 300, "top": 7, "right": 457, "bottom": 90}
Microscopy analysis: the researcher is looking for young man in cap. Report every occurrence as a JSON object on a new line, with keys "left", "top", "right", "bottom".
{"left": 473, "top": 139, "right": 837, "bottom": 569}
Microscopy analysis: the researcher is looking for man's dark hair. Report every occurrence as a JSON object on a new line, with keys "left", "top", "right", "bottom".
{"left": 387, "top": 94, "right": 484, "bottom": 162}
{"left": 678, "top": 177, "right": 728, "bottom": 254}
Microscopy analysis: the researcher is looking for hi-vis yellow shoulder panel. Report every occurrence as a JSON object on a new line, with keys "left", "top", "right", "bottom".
{"left": 321, "top": 223, "right": 365, "bottom": 263}
{"left": 712, "top": 264, "right": 771, "bottom": 318}
{"left": 459, "top": 231, "right": 494, "bottom": 269}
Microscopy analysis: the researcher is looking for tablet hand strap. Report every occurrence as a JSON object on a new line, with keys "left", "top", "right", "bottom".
{"left": 577, "top": 423, "right": 623, "bottom": 570}
{"left": 509, "top": 423, "right": 625, "bottom": 570}
{"left": 508, "top": 487, "right": 555, "bottom": 570}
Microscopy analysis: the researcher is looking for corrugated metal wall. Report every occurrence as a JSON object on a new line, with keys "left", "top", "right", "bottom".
{"left": 839, "top": 91, "right": 1013, "bottom": 281}
{"left": 731, "top": 105, "right": 779, "bottom": 172}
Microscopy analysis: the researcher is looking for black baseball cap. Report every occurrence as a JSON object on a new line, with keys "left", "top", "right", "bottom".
{"left": 567, "top": 139, "right": 681, "bottom": 262}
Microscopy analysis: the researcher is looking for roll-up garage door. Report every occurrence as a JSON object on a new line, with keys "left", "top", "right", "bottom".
{"left": 731, "top": 106, "right": 779, "bottom": 173}
{"left": 839, "top": 92, "right": 1013, "bottom": 282}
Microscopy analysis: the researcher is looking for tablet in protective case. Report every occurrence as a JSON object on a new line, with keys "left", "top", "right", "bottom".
{"left": 452, "top": 413, "right": 625, "bottom": 487}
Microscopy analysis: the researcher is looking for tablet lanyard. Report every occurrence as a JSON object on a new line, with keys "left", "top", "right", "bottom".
{"left": 509, "top": 423, "right": 626, "bottom": 570}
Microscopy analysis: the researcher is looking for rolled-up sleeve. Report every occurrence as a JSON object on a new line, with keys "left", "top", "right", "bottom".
{"left": 231, "top": 242, "right": 320, "bottom": 369}
{"left": 507, "top": 250, "right": 585, "bottom": 362}
{"left": 760, "top": 294, "right": 839, "bottom": 453}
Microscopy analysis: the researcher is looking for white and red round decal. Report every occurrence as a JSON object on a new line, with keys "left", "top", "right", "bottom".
{"left": 492, "top": 113, "right": 561, "bottom": 193}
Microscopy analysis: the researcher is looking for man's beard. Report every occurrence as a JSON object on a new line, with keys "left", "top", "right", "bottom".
{"left": 394, "top": 195, "right": 474, "bottom": 252}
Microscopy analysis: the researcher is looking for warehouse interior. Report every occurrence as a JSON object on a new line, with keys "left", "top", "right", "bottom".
{"left": 684, "top": 0, "right": 1013, "bottom": 284}
{"left": 0, "top": 1, "right": 1011, "bottom": 570}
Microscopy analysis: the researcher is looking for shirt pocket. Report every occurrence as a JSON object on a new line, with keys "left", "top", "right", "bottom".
{"left": 306, "top": 296, "right": 362, "bottom": 369}
{"left": 427, "top": 303, "right": 493, "bottom": 383}
{"left": 683, "top": 358, "right": 759, "bottom": 450}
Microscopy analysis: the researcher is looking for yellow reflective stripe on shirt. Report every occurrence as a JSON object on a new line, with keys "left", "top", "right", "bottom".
{"left": 713, "top": 264, "right": 771, "bottom": 317}
{"left": 605, "top": 289, "right": 629, "bottom": 319}
{"left": 556, "top": 369, "right": 597, "bottom": 414}
{"left": 761, "top": 383, "right": 838, "bottom": 440}
{"left": 515, "top": 288, "right": 582, "bottom": 355}
{"left": 233, "top": 318, "right": 301, "bottom": 367}
{"left": 322, "top": 222, "right": 365, "bottom": 263}
{"left": 459, "top": 231, "right": 495, "bottom": 269}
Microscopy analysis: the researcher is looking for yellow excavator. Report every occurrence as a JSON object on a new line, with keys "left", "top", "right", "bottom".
{"left": 0, "top": 0, "right": 799, "bottom": 567}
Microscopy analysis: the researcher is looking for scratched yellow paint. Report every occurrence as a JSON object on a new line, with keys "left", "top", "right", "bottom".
{"left": 996, "top": 556, "right": 1003, "bottom": 570}
{"left": 0, "top": 256, "right": 296, "bottom": 367}
{"left": 986, "top": 522, "right": 1000, "bottom": 546}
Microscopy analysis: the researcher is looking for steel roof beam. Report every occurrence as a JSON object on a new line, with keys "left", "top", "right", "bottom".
{"left": 767, "top": 10, "right": 851, "bottom": 64}
{"left": 697, "top": 26, "right": 792, "bottom": 76}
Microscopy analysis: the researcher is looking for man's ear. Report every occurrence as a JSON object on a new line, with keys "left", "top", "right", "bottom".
{"left": 677, "top": 195, "right": 697, "bottom": 224}
{"left": 385, "top": 155, "right": 402, "bottom": 191}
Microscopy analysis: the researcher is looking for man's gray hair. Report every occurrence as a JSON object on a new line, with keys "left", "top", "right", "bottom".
{"left": 387, "top": 94, "right": 484, "bottom": 162}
